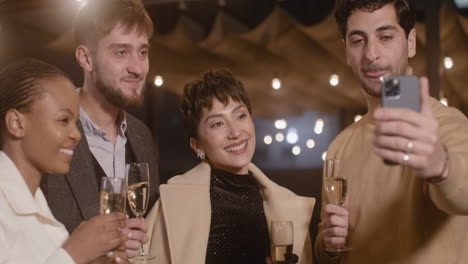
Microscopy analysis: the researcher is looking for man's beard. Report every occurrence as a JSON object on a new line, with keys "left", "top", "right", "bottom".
{"left": 94, "top": 69, "right": 146, "bottom": 109}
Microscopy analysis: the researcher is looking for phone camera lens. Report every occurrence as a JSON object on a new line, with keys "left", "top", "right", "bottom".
{"left": 384, "top": 78, "right": 400, "bottom": 97}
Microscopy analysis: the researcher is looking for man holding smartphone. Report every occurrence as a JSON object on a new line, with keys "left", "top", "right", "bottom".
{"left": 315, "top": 0, "right": 468, "bottom": 263}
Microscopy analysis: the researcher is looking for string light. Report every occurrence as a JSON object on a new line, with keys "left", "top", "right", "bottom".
{"left": 292, "top": 145, "right": 301, "bottom": 155}
{"left": 443, "top": 57, "right": 453, "bottom": 69}
{"left": 274, "top": 119, "right": 287, "bottom": 130}
{"left": 286, "top": 128, "right": 298, "bottom": 144}
{"left": 272, "top": 78, "right": 281, "bottom": 90}
{"left": 329, "top": 74, "right": 339, "bottom": 86}
{"left": 154, "top": 75, "right": 163, "bottom": 87}
{"left": 264, "top": 135, "right": 273, "bottom": 145}
{"left": 306, "top": 139, "right": 315, "bottom": 149}
{"left": 314, "top": 118, "right": 324, "bottom": 134}
{"left": 275, "top": 132, "right": 284, "bottom": 142}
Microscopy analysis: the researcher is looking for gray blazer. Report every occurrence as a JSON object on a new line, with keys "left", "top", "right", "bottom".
{"left": 41, "top": 113, "right": 159, "bottom": 233}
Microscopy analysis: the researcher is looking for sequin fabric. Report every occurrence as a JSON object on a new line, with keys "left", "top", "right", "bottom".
{"left": 205, "top": 169, "right": 271, "bottom": 264}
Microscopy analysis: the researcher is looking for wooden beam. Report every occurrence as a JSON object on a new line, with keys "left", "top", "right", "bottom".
{"left": 425, "top": 0, "right": 441, "bottom": 99}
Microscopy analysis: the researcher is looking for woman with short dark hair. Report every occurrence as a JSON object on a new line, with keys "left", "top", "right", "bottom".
{"left": 145, "top": 69, "right": 316, "bottom": 264}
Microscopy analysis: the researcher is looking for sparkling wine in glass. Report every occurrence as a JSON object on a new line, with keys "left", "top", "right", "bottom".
{"left": 324, "top": 159, "right": 352, "bottom": 252}
{"left": 126, "top": 162, "right": 155, "bottom": 261}
{"left": 271, "top": 220, "right": 294, "bottom": 264}
{"left": 100, "top": 177, "right": 127, "bottom": 215}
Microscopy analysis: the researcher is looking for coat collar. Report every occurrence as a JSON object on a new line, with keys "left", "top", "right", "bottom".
{"left": 0, "top": 151, "right": 39, "bottom": 215}
{"left": 0, "top": 152, "right": 63, "bottom": 225}
{"left": 159, "top": 162, "right": 315, "bottom": 264}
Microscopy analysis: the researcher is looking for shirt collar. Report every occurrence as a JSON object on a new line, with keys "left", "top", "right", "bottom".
{"left": 79, "top": 107, "right": 128, "bottom": 139}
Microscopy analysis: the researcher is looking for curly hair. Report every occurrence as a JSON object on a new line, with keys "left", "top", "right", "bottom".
{"left": 179, "top": 69, "right": 252, "bottom": 139}
{"left": 73, "top": 0, "right": 153, "bottom": 47}
{"left": 335, "top": 0, "right": 416, "bottom": 39}
{"left": 0, "top": 58, "right": 69, "bottom": 148}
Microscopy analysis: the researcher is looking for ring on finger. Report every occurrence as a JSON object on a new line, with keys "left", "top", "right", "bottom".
{"left": 406, "top": 141, "right": 414, "bottom": 154}
{"left": 403, "top": 153, "right": 410, "bottom": 165}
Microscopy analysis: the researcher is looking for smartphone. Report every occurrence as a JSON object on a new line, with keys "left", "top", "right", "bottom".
{"left": 381, "top": 75, "right": 420, "bottom": 112}
{"left": 381, "top": 75, "right": 420, "bottom": 165}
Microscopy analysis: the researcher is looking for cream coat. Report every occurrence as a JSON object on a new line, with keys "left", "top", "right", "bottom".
{"left": 145, "top": 162, "right": 316, "bottom": 264}
{"left": 0, "top": 151, "right": 74, "bottom": 264}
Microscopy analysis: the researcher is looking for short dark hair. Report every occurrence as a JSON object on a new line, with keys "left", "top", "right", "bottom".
{"left": 179, "top": 69, "right": 253, "bottom": 139}
{"left": 73, "top": 0, "right": 153, "bottom": 47}
{"left": 335, "top": 0, "right": 416, "bottom": 39}
{"left": 0, "top": 58, "right": 69, "bottom": 148}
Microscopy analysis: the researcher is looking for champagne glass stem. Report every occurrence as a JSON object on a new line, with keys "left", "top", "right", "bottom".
{"left": 136, "top": 216, "right": 146, "bottom": 257}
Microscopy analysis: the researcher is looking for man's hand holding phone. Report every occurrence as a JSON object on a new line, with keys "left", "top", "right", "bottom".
{"left": 373, "top": 76, "right": 449, "bottom": 181}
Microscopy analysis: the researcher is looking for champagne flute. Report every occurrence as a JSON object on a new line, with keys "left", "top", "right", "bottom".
{"left": 323, "top": 159, "right": 352, "bottom": 251}
{"left": 270, "top": 220, "right": 294, "bottom": 264}
{"left": 100, "top": 177, "right": 127, "bottom": 215}
{"left": 126, "top": 162, "right": 155, "bottom": 261}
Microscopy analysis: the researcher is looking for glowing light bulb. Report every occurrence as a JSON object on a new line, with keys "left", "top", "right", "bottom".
{"left": 443, "top": 57, "right": 453, "bottom": 69}
{"left": 154, "top": 75, "right": 163, "bottom": 87}
{"left": 329, "top": 74, "right": 339, "bottom": 86}
{"left": 306, "top": 139, "right": 315, "bottom": 149}
{"left": 275, "top": 132, "right": 284, "bottom": 142}
{"left": 286, "top": 129, "right": 298, "bottom": 144}
{"left": 264, "top": 135, "right": 273, "bottom": 145}
{"left": 274, "top": 119, "right": 287, "bottom": 130}
{"left": 272, "top": 78, "right": 281, "bottom": 90}
{"left": 314, "top": 118, "right": 324, "bottom": 134}
{"left": 292, "top": 145, "right": 301, "bottom": 155}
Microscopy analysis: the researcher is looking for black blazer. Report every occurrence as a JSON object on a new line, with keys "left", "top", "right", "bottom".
{"left": 41, "top": 113, "right": 160, "bottom": 233}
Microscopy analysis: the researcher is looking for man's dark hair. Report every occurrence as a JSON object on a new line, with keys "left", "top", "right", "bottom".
{"left": 335, "top": 0, "right": 416, "bottom": 39}
{"left": 179, "top": 69, "right": 253, "bottom": 139}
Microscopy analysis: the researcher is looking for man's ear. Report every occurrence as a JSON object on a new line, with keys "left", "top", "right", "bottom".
{"left": 75, "top": 45, "right": 93, "bottom": 72}
{"left": 407, "top": 28, "right": 417, "bottom": 59}
{"left": 4, "top": 109, "right": 26, "bottom": 139}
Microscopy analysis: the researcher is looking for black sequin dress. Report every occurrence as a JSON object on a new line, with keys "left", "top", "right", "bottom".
{"left": 205, "top": 169, "right": 271, "bottom": 264}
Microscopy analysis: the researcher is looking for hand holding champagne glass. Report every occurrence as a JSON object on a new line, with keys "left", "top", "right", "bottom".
{"left": 126, "top": 162, "right": 155, "bottom": 261}
{"left": 323, "top": 159, "right": 352, "bottom": 252}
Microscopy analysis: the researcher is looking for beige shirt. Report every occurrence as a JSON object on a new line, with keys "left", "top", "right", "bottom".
{"left": 0, "top": 151, "right": 75, "bottom": 264}
{"left": 315, "top": 98, "right": 468, "bottom": 264}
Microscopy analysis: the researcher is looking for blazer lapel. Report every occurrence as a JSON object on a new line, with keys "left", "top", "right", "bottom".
{"left": 66, "top": 122, "right": 100, "bottom": 220}
{"left": 125, "top": 116, "right": 141, "bottom": 162}
{"left": 159, "top": 163, "right": 212, "bottom": 264}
